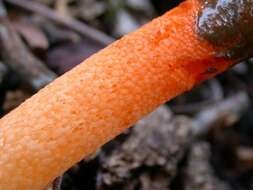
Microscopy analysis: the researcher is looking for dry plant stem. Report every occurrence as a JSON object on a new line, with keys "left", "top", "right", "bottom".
{"left": 5, "top": 0, "right": 115, "bottom": 45}
{"left": 192, "top": 91, "right": 249, "bottom": 136}
{"left": 0, "top": 13, "right": 57, "bottom": 91}
{"left": 0, "top": 0, "right": 235, "bottom": 189}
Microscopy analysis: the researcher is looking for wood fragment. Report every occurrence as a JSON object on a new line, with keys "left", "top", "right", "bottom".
{"left": 5, "top": 0, "right": 115, "bottom": 45}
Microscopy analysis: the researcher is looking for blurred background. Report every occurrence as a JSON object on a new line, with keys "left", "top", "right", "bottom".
{"left": 0, "top": 0, "right": 253, "bottom": 190}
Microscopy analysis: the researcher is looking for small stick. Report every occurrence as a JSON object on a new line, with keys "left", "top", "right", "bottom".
{"left": 5, "top": 0, "right": 115, "bottom": 45}
{"left": 192, "top": 91, "right": 249, "bottom": 136}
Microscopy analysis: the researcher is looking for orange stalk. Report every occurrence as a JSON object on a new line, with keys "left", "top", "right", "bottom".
{"left": 0, "top": 0, "right": 236, "bottom": 189}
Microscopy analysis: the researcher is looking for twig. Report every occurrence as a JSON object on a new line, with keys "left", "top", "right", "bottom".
{"left": 0, "top": 2, "right": 57, "bottom": 91}
{"left": 5, "top": 0, "right": 115, "bottom": 45}
{"left": 192, "top": 91, "right": 249, "bottom": 136}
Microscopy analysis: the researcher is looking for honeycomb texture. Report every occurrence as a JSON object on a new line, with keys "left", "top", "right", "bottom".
{"left": 0, "top": 0, "right": 233, "bottom": 189}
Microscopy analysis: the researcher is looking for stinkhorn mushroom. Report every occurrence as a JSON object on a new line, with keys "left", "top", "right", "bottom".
{"left": 0, "top": 0, "right": 252, "bottom": 189}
